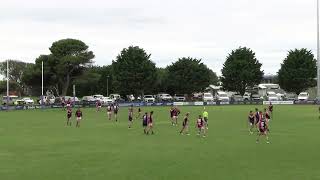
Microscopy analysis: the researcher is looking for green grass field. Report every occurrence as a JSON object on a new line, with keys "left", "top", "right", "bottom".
{"left": 0, "top": 105, "right": 319, "bottom": 180}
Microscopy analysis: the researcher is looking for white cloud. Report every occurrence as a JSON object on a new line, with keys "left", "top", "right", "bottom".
{"left": 0, "top": 0, "right": 318, "bottom": 75}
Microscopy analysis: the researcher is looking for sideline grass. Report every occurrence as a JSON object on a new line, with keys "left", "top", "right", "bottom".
{"left": 0, "top": 105, "right": 319, "bottom": 180}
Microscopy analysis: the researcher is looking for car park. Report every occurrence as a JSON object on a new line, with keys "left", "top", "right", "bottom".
{"left": 18, "top": 97, "right": 34, "bottom": 105}
{"left": 109, "top": 94, "right": 121, "bottom": 101}
{"left": 267, "top": 91, "right": 279, "bottom": 101}
{"left": 216, "top": 91, "right": 230, "bottom": 102}
{"left": 82, "top": 96, "right": 96, "bottom": 102}
{"left": 93, "top": 95, "right": 104, "bottom": 100}
{"left": 231, "top": 93, "right": 243, "bottom": 102}
{"left": 203, "top": 93, "right": 214, "bottom": 102}
{"left": 101, "top": 97, "right": 114, "bottom": 104}
{"left": 157, "top": 93, "right": 173, "bottom": 101}
{"left": 39, "top": 96, "right": 55, "bottom": 104}
{"left": 243, "top": 92, "right": 251, "bottom": 101}
{"left": 173, "top": 94, "right": 186, "bottom": 101}
{"left": 251, "top": 93, "right": 263, "bottom": 101}
{"left": 143, "top": 95, "right": 155, "bottom": 103}
{"left": 2, "top": 95, "right": 19, "bottom": 105}
{"left": 298, "top": 92, "right": 309, "bottom": 101}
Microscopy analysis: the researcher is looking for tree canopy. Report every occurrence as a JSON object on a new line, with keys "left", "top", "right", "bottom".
{"left": 221, "top": 47, "right": 263, "bottom": 95}
{"left": 166, "top": 57, "right": 213, "bottom": 95}
{"left": 0, "top": 60, "right": 33, "bottom": 96}
{"left": 112, "top": 46, "right": 157, "bottom": 96}
{"left": 278, "top": 48, "right": 316, "bottom": 94}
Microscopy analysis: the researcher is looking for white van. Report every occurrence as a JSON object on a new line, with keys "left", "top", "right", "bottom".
{"left": 216, "top": 91, "right": 229, "bottom": 102}
{"left": 203, "top": 93, "right": 214, "bottom": 102}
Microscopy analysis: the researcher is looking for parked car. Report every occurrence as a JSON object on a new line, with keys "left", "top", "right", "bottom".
{"left": 173, "top": 94, "right": 186, "bottom": 101}
{"left": 93, "top": 95, "right": 104, "bottom": 100}
{"left": 126, "top": 94, "right": 135, "bottom": 101}
{"left": 216, "top": 91, "right": 230, "bottom": 102}
{"left": 38, "top": 96, "right": 55, "bottom": 104}
{"left": 298, "top": 92, "right": 309, "bottom": 101}
{"left": 82, "top": 96, "right": 96, "bottom": 102}
{"left": 110, "top": 94, "right": 121, "bottom": 101}
{"left": 243, "top": 92, "right": 251, "bottom": 101}
{"left": 143, "top": 95, "right": 155, "bottom": 103}
{"left": 286, "top": 94, "right": 297, "bottom": 101}
{"left": 2, "top": 95, "right": 19, "bottom": 105}
{"left": 267, "top": 91, "right": 279, "bottom": 101}
{"left": 18, "top": 97, "right": 34, "bottom": 105}
{"left": 157, "top": 93, "right": 173, "bottom": 101}
{"left": 251, "top": 93, "right": 263, "bottom": 101}
{"left": 101, "top": 97, "right": 114, "bottom": 104}
{"left": 203, "top": 93, "right": 214, "bottom": 102}
{"left": 231, "top": 93, "right": 243, "bottom": 102}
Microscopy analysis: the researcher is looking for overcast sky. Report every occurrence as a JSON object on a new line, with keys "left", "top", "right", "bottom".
{"left": 0, "top": 0, "right": 317, "bottom": 75}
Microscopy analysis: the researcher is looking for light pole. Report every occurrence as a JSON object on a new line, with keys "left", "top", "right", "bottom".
{"left": 41, "top": 61, "right": 44, "bottom": 107}
{"left": 317, "top": 0, "right": 320, "bottom": 98}
{"left": 6, "top": 60, "right": 9, "bottom": 110}
{"left": 107, "top": 75, "right": 109, "bottom": 97}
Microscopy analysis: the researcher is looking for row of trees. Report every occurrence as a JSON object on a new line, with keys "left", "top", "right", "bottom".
{"left": 0, "top": 38, "right": 317, "bottom": 97}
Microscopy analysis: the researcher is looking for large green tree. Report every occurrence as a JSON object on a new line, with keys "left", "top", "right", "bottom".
{"left": 0, "top": 60, "right": 33, "bottom": 96}
{"left": 23, "top": 39, "right": 95, "bottom": 96}
{"left": 166, "top": 57, "right": 213, "bottom": 95}
{"left": 278, "top": 48, "right": 316, "bottom": 94}
{"left": 112, "top": 46, "right": 157, "bottom": 96}
{"left": 221, "top": 47, "right": 263, "bottom": 95}
{"left": 50, "top": 39, "right": 95, "bottom": 95}
{"left": 155, "top": 68, "right": 169, "bottom": 93}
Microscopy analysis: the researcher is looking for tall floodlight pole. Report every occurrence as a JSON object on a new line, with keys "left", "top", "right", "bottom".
{"left": 317, "top": 0, "right": 320, "bottom": 98}
{"left": 6, "top": 60, "right": 9, "bottom": 110}
{"left": 41, "top": 61, "right": 44, "bottom": 106}
{"left": 107, "top": 75, "right": 109, "bottom": 97}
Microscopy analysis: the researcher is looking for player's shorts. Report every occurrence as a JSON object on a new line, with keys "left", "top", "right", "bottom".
{"left": 259, "top": 128, "right": 266, "bottom": 133}
{"left": 173, "top": 116, "right": 177, "bottom": 119}
{"left": 249, "top": 119, "right": 254, "bottom": 125}
{"left": 114, "top": 110, "right": 118, "bottom": 114}
{"left": 107, "top": 111, "right": 111, "bottom": 115}
{"left": 204, "top": 117, "right": 208, "bottom": 122}
{"left": 143, "top": 122, "right": 147, "bottom": 127}
{"left": 148, "top": 123, "right": 153, "bottom": 127}
{"left": 77, "top": 117, "right": 82, "bottom": 121}
{"left": 67, "top": 115, "right": 71, "bottom": 119}
{"left": 97, "top": 106, "right": 102, "bottom": 108}
{"left": 66, "top": 104, "right": 71, "bottom": 107}
{"left": 129, "top": 116, "right": 133, "bottom": 121}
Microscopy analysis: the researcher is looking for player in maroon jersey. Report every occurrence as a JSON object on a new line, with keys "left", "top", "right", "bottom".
{"left": 180, "top": 112, "right": 190, "bottom": 135}
{"left": 75, "top": 108, "right": 83, "bottom": 128}
{"left": 96, "top": 100, "right": 102, "bottom": 112}
{"left": 66, "top": 108, "right": 72, "bottom": 126}
{"left": 268, "top": 102, "right": 273, "bottom": 115}
{"left": 196, "top": 115, "right": 206, "bottom": 137}
{"left": 169, "top": 106, "right": 175, "bottom": 125}
{"left": 256, "top": 111, "right": 270, "bottom": 144}
{"left": 128, "top": 105, "right": 134, "bottom": 128}
{"left": 172, "top": 107, "right": 180, "bottom": 126}
{"left": 107, "top": 103, "right": 113, "bottom": 120}
{"left": 264, "top": 108, "right": 271, "bottom": 122}
{"left": 146, "top": 111, "right": 154, "bottom": 135}
{"left": 66, "top": 98, "right": 71, "bottom": 109}
{"left": 142, "top": 112, "right": 148, "bottom": 134}
{"left": 113, "top": 103, "right": 119, "bottom": 122}
{"left": 248, "top": 111, "right": 255, "bottom": 134}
